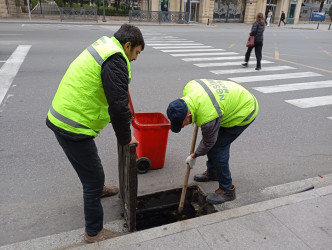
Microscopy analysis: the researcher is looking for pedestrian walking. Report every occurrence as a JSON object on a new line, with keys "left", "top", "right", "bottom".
{"left": 279, "top": 11, "right": 286, "bottom": 26}
{"left": 167, "top": 79, "right": 258, "bottom": 205}
{"left": 266, "top": 9, "right": 272, "bottom": 26}
{"left": 242, "top": 12, "right": 265, "bottom": 71}
{"left": 46, "top": 24, "right": 144, "bottom": 243}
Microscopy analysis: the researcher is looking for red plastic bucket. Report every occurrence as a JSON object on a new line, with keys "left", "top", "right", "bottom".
{"left": 132, "top": 112, "right": 170, "bottom": 169}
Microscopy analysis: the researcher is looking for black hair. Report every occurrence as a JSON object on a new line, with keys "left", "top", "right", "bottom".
{"left": 113, "top": 24, "right": 145, "bottom": 51}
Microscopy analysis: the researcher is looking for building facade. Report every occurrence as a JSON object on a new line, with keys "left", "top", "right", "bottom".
{"left": 144, "top": 0, "right": 306, "bottom": 24}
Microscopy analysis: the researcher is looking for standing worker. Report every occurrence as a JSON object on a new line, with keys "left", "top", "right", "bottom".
{"left": 167, "top": 79, "right": 258, "bottom": 205}
{"left": 46, "top": 24, "right": 144, "bottom": 243}
{"left": 242, "top": 12, "right": 265, "bottom": 71}
{"left": 279, "top": 11, "right": 286, "bottom": 26}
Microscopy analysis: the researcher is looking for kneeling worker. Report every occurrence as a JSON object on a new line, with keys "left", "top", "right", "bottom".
{"left": 167, "top": 79, "right": 258, "bottom": 204}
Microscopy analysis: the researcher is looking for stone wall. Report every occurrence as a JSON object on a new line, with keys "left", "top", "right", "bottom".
{"left": 0, "top": 0, "right": 9, "bottom": 17}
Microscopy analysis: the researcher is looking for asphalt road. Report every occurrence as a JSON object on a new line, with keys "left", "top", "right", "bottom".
{"left": 0, "top": 21, "right": 331, "bottom": 245}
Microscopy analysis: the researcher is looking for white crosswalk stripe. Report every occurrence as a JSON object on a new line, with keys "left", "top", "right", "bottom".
{"left": 194, "top": 60, "right": 274, "bottom": 68}
{"left": 153, "top": 45, "right": 213, "bottom": 49}
{"left": 183, "top": 56, "right": 244, "bottom": 62}
{"left": 145, "top": 32, "right": 332, "bottom": 120}
{"left": 285, "top": 95, "right": 332, "bottom": 108}
{"left": 147, "top": 43, "right": 203, "bottom": 46}
{"left": 145, "top": 39, "right": 189, "bottom": 41}
{"left": 229, "top": 72, "right": 322, "bottom": 83}
{"left": 253, "top": 80, "right": 332, "bottom": 93}
{"left": 170, "top": 52, "right": 238, "bottom": 57}
{"left": 161, "top": 49, "right": 225, "bottom": 53}
{"left": 211, "top": 66, "right": 295, "bottom": 75}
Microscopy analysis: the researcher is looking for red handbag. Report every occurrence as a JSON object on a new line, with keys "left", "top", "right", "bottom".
{"left": 246, "top": 36, "right": 255, "bottom": 47}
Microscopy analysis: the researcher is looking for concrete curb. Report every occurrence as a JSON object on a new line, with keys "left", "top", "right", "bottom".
{"left": 78, "top": 185, "right": 332, "bottom": 250}
{"left": 1, "top": 181, "right": 331, "bottom": 250}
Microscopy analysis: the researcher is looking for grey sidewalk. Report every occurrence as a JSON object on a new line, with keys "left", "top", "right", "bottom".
{"left": 74, "top": 185, "right": 332, "bottom": 250}
{"left": 1, "top": 183, "right": 331, "bottom": 250}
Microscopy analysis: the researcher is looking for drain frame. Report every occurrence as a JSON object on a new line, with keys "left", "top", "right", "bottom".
{"left": 118, "top": 144, "right": 216, "bottom": 232}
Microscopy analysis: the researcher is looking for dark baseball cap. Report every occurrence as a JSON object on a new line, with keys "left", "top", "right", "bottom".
{"left": 166, "top": 99, "right": 188, "bottom": 133}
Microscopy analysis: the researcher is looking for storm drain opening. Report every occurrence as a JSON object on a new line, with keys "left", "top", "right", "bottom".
{"left": 118, "top": 144, "right": 216, "bottom": 232}
{"left": 135, "top": 185, "right": 216, "bottom": 231}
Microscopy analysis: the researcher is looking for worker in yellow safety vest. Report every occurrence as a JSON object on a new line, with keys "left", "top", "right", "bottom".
{"left": 46, "top": 24, "right": 144, "bottom": 243}
{"left": 167, "top": 79, "right": 258, "bottom": 204}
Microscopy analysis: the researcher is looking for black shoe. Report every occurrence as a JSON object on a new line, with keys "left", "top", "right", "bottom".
{"left": 206, "top": 185, "right": 236, "bottom": 204}
{"left": 255, "top": 67, "right": 261, "bottom": 71}
{"left": 194, "top": 171, "right": 218, "bottom": 182}
{"left": 241, "top": 63, "right": 248, "bottom": 68}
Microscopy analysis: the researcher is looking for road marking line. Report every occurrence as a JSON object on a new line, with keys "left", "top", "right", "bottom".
{"left": 211, "top": 66, "right": 294, "bottom": 75}
{"left": 145, "top": 39, "right": 188, "bottom": 41}
{"left": 148, "top": 43, "right": 203, "bottom": 46}
{"left": 285, "top": 95, "right": 332, "bottom": 108}
{"left": 229, "top": 72, "right": 322, "bottom": 83}
{"left": 253, "top": 80, "right": 332, "bottom": 93}
{"left": 327, "top": 117, "right": 332, "bottom": 120}
{"left": 229, "top": 43, "right": 235, "bottom": 48}
{"left": 275, "top": 48, "right": 279, "bottom": 59}
{"left": 194, "top": 60, "right": 274, "bottom": 68}
{"left": 322, "top": 50, "right": 331, "bottom": 56}
{"left": 171, "top": 52, "right": 238, "bottom": 57}
{"left": 182, "top": 56, "right": 244, "bottom": 62}
{"left": 264, "top": 55, "right": 332, "bottom": 74}
{"left": 153, "top": 45, "right": 212, "bottom": 49}
{"left": 0, "top": 45, "right": 31, "bottom": 105}
{"left": 161, "top": 49, "right": 225, "bottom": 53}
{"left": 146, "top": 40, "right": 193, "bottom": 43}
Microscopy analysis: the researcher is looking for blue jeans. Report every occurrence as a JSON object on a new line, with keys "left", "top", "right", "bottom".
{"left": 54, "top": 133, "right": 104, "bottom": 236}
{"left": 206, "top": 122, "right": 253, "bottom": 190}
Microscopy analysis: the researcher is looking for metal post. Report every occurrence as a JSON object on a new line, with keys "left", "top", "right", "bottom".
{"left": 317, "top": 23, "right": 319, "bottom": 29}
{"left": 27, "top": 0, "right": 31, "bottom": 20}
{"left": 329, "top": 24, "right": 331, "bottom": 30}
{"left": 102, "top": 0, "right": 106, "bottom": 22}
{"left": 207, "top": 18, "right": 209, "bottom": 25}
{"left": 39, "top": 0, "right": 42, "bottom": 14}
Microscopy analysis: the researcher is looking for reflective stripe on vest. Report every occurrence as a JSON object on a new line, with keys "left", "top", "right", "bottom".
{"left": 195, "top": 79, "right": 256, "bottom": 123}
{"left": 194, "top": 79, "right": 222, "bottom": 117}
{"left": 50, "top": 105, "right": 99, "bottom": 133}
{"left": 87, "top": 45, "right": 104, "bottom": 66}
{"left": 87, "top": 43, "right": 131, "bottom": 84}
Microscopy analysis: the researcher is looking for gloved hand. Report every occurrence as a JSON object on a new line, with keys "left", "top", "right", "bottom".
{"left": 185, "top": 155, "right": 196, "bottom": 169}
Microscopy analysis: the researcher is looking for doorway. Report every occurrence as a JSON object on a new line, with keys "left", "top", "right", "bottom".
{"left": 265, "top": 0, "right": 277, "bottom": 24}
{"left": 287, "top": 2, "right": 297, "bottom": 24}
{"left": 187, "top": 0, "right": 200, "bottom": 22}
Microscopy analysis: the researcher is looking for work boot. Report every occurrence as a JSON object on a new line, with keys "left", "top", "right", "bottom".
{"left": 241, "top": 63, "right": 248, "bottom": 68}
{"left": 206, "top": 185, "right": 236, "bottom": 204}
{"left": 84, "top": 228, "right": 123, "bottom": 243}
{"left": 194, "top": 171, "right": 218, "bottom": 182}
{"left": 101, "top": 185, "right": 119, "bottom": 198}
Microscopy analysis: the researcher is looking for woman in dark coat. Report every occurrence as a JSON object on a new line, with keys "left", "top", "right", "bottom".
{"left": 242, "top": 13, "right": 265, "bottom": 71}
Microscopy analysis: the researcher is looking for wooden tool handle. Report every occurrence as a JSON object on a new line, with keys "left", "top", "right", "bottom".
{"left": 178, "top": 123, "right": 199, "bottom": 213}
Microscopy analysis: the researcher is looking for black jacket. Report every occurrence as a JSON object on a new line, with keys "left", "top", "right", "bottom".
{"left": 250, "top": 21, "right": 265, "bottom": 43}
{"left": 47, "top": 53, "right": 131, "bottom": 145}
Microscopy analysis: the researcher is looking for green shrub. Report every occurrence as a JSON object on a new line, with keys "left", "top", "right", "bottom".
{"left": 329, "top": 5, "right": 332, "bottom": 17}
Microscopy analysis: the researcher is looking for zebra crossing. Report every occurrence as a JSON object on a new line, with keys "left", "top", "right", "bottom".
{"left": 144, "top": 32, "right": 332, "bottom": 120}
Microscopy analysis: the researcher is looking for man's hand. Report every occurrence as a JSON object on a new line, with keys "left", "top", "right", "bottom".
{"left": 129, "top": 136, "right": 139, "bottom": 145}
{"left": 185, "top": 154, "right": 196, "bottom": 169}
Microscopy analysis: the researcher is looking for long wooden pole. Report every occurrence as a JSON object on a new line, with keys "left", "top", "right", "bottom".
{"left": 178, "top": 123, "right": 198, "bottom": 213}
